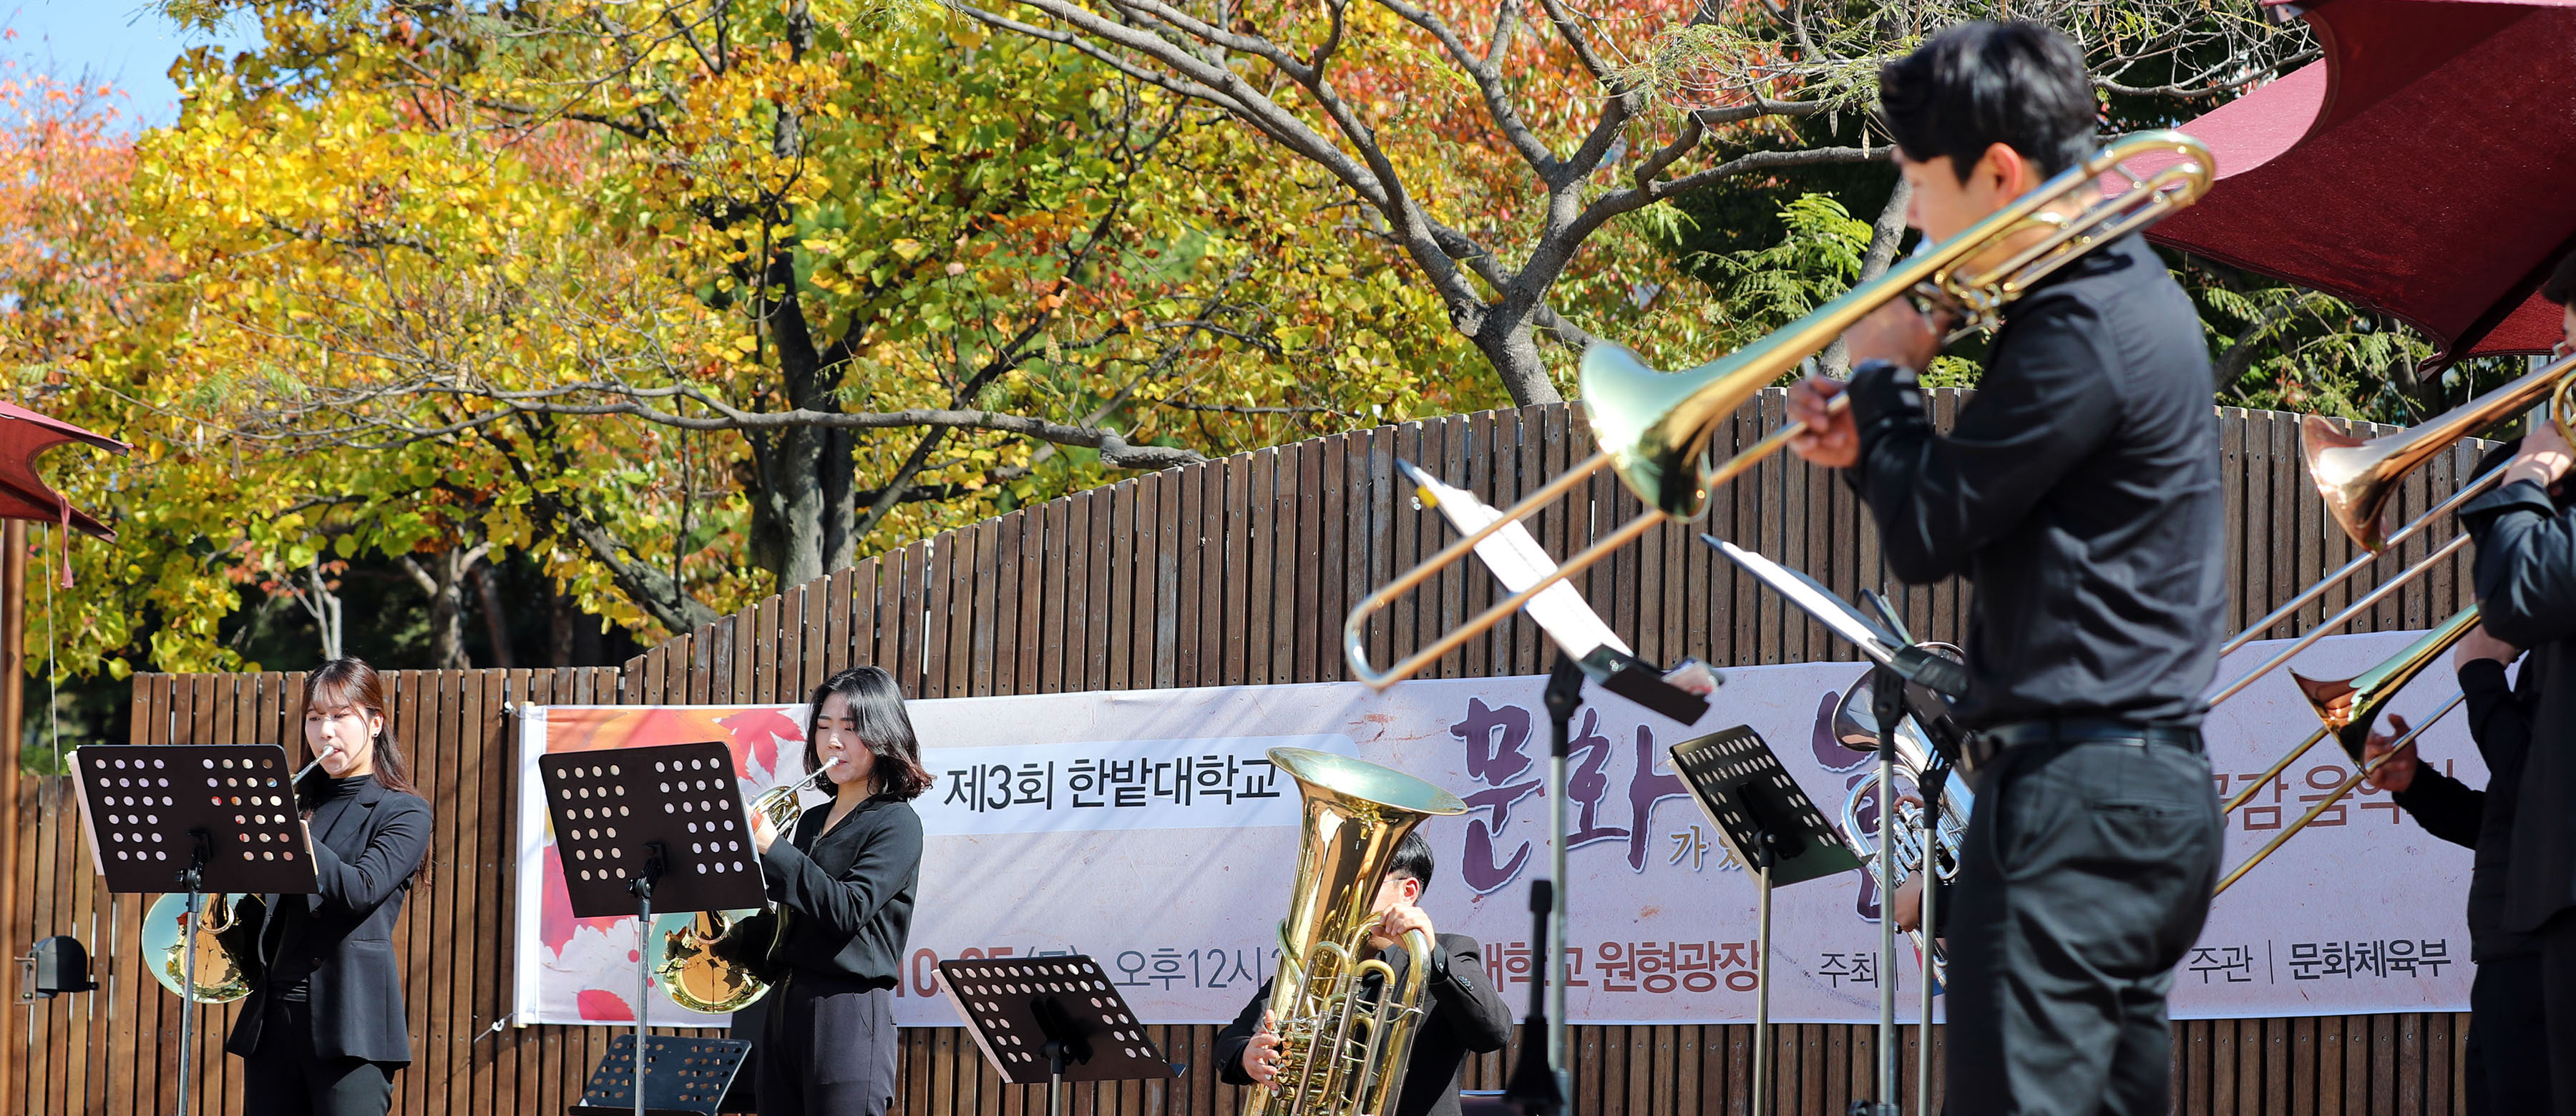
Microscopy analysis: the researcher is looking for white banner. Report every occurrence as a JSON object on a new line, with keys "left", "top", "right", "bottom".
{"left": 512, "top": 629, "right": 2482, "bottom": 1028}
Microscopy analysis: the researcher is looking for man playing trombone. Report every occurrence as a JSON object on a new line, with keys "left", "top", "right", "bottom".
{"left": 1785, "top": 21, "right": 2227, "bottom": 1115}
{"left": 2450, "top": 250, "right": 2576, "bottom": 1114}
{"left": 2359, "top": 612, "right": 2549, "bottom": 1112}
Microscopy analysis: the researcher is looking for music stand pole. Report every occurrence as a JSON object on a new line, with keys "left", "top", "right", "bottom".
{"left": 1752, "top": 834, "right": 1774, "bottom": 1116}
{"left": 1871, "top": 663, "right": 1906, "bottom": 1114}
{"left": 1916, "top": 765, "right": 1944, "bottom": 1116}
{"left": 1540, "top": 656, "right": 1582, "bottom": 1092}
{"left": 628, "top": 842, "right": 665, "bottom": 1116}
{"left": 175, "top": 831, "right": 209, "bottom": 1116}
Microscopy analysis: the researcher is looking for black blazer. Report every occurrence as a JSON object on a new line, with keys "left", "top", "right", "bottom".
{"left": 1216, "top": 932, "right": 1513, "bottom": 1116}
{"left": 753, "top": 793, "right": 922, "bottom": 987}
{"left": 223, "top": 775, "right": 433, "bottom": 1064}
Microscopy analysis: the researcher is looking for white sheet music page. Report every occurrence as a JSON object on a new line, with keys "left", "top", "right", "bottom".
{"left": 1402, "top": 462, "right": 1631, "bottom": 660}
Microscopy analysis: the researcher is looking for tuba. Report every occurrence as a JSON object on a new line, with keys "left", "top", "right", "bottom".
{"left": 1830, "top": 662, "right": 1971, "bottom": 985}
{"left": 1246, "top": 748, "right": 1468, "bottom": 1116}
{"left": 651, "top": 756, "right": 843, "bottom": 1013}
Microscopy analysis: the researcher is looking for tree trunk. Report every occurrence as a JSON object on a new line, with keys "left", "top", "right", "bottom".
{"left": 472, "top": 562, "right": 515, "bottom": 669}
{"left": 1471, "top": 314, "right": 1562, "bottom": 409}
{"left": 396, "top": 545, "right": 487, "bottom": 671}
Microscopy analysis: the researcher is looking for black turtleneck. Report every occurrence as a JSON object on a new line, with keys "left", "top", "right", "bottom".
{"left": 265, "top": 773, "right": 376, "bottom": 1000}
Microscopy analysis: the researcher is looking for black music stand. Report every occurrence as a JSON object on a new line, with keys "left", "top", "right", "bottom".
{"left": 73, "top": 743, "right": 316, "bottom": 1116}
{"left": 542, "top": 743, "right": 770, "bottom": 1116}
{"left": 1669, "top": 726, "right": 1858, "bottom": 1116}
{"left": 568, "top": 1034, "right": 753, "bottom": 1116}
{"left": 936, "top": 955, "right": 1179, "bottom": 1116}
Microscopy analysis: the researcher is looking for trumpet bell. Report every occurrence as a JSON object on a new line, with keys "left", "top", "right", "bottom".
{"left": 142, "top": 891, "right": 260, "bottom": 1004}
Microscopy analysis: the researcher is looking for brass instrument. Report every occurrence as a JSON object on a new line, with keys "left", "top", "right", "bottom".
{"left": 1343, "top": 131, "right": 2215, "bottom": 687}
{"left": 1246, "top": 748, "right": 1467, "bottom": 1116}
{"left": 2205, "top": 600, "right": 2483, "bottom": 896}
{"left": 140, "top": 891, "right": 263, "bottom": 1003}
{"left": 2205, "top": 352, "right": 2576, "bottom": 708}
{"left": 2212, "top": 608, "right": 2481, "bottom": 895}
{"left": 1830, "top": 666, "right": 1971, "bottom": 986}
{"left": 140, "top": 745, "right": 341, "bottom": 1003}
{"left": 652, "top": 756, "right": 843, "bottom": 1013}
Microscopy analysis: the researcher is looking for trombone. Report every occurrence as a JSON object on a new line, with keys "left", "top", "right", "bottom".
{"left": 2205, "top": 351, "right": 2576, "bottom": 709}
{"left": 1342, "top": 131, "right": 2218, "bottom": 687}
{"left": 2205, "top": 353, "right": 2576, "bottom": 825}
{"left": 2211, "top": 607, "right": 2481, "bottom": 896}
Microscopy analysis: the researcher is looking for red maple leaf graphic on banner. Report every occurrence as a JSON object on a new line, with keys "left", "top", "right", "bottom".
{"left": 578, "top": 989, "right": 635, "bottom": 1022}
{"left": 720, "top": 707, "right": 804, "bottom": 777}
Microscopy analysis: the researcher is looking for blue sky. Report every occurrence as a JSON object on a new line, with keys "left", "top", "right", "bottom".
{"left": 4, "top": 2, "right": 263, "bottom": 127}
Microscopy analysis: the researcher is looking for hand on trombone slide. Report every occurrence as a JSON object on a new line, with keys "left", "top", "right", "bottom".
{"left": 2359, "top": 715, "right": 2419, "bottom": 794}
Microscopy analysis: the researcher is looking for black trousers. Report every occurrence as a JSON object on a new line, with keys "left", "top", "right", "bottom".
{"left": 2539, "top": 915, "right": 2576, "bottom": 1116}
{"left": 1945, "top": 735, "right": 2223, "bottom": 1116}
{"left": 757, "top": 973, "right": 898, "bottom": 1116}
{"left": 2467, "top": 950, "right": 2550, "bottom": 1116}
{"left": 240, "top": 999, "right": 397, "bottom": 1116}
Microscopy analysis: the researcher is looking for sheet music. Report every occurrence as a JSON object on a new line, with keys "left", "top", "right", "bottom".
{"left": 70, "top": 757, "right": 102, "bottom": 876}
{"left": 1705, "top": 536, "right": 1901, "bottom": 664}
{"left": 1400, "top": 461, "right": 1631, "bottom": 660}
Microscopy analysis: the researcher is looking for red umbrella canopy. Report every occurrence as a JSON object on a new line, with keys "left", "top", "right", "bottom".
{"left": 2145, "top": 0, "right": 2576, "bottom": 367}
{"left": 0, "top": 402, "right": 125, "bottom": 541}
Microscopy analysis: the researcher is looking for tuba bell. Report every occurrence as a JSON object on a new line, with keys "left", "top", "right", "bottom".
{"left": 1246, "top": 748, "right": 1468, "bottom": 1116}
{"left": 1831, "top": 662, "right": 1971, "bottom": 985}
{"left": 650, "top": 756, "right": 843, "bottom": 1013}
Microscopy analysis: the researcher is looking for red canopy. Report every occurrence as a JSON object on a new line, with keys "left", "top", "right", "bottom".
{"left": 2145, "top": 0, "right": 2576, "bottom": 368}
{"left": 0, "top": 402, "right": 125, "bottom": 541}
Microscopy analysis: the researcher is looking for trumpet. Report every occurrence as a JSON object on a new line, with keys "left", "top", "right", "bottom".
{"left": 1831, "top": 666, "right": 1971, "bottom": 986}
{"left": 1343, "top": 131, "right": 2215, "bottom": 687}
{"left": 141, "top": 744, "right": 344, "bottom": 1003}
{"left": 650, "top": 755, "right": 843, "bottom": 1013}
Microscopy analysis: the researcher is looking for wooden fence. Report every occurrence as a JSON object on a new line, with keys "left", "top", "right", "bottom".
{"left": 1, "top": 391, "right": 2492, "bottom": 1115}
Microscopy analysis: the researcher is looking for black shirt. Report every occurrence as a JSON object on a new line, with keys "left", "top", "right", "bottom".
{"left": 1840, "top": 232, "right": 2226, "bottom": 729}
{"left": 758, "top": 792, "right": 922, "bottom": 988}
{"left": 2386, "top": 657, "right": 2537, "bottom": 961}
{"left": 1215, "top": 932, "right": 1512, "bottom": 1116}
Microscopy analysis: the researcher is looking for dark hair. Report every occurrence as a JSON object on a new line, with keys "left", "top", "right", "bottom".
{"left": 301, "top": 658, "right": 422, "bottom": 799}
{"left": 806, "top": 666, "right": 933, "bottom": 801}
{"left": 1878, "top": 21, "right": 2096, "bottom": 183}
{"left": 301, "top": 657, "right": 430, "bottom": 881}
{"left": 2544, "top": 252, "right": 2576, "bottom": 307}
{"left": 1385, "top": 831, "right": 1435, "bottom": 895}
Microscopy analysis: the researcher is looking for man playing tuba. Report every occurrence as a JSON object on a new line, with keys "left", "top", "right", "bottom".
{"left": 1216, "top": 832, "right": 1512, "bottom": 1116}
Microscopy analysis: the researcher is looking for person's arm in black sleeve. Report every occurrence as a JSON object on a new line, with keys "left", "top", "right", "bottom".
{"left": 761, "top": 807, "right": 922, "bottom": 937}
{"left": 2457, "top": 657, "right": 2529, "bottom": 771}
{"left": 310, "top": 797, "right": 431, "bottom": 914}
{"left": 1214, "top": 981, "right": 1272, "bottom": 1087}
{"left": 1840, "top": 298, "right": 2124, "bottom": 584}
{"left": 1424, "top": 936, "right": 1512, "bottom": 1054}
{"left": 2388, "top": 766, "right": 2482, "bottom": 850}
{"left": 2461, "top": 483, "right": 2576, "bottom": 649}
